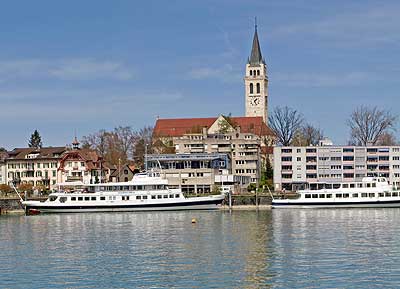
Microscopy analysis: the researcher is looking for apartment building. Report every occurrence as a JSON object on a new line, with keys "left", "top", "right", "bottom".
{"left": 274, "top": 145, "right": 400, "bottom": 191}
{"left": 6, "top": 147, "right": 67, "bottom": 188}
{"left": 154, "top": 115, "right": 274, "bottom": 185}
{"left": 0, "top": 160, "right": 6, "bottom": 185}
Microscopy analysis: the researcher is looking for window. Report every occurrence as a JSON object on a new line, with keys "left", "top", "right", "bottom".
{"left": 379, "top": 193, "right": 384, "bottom": 197}
{"left": 343, "top": 194, "right": 349, "bottom": 198}
{"left": 312, "top": 194, "right": 318, "bottom": 198}
{"left": 175, "top": 194, "right": 180, "bottom": 198}
{"left": 91, "top": 197, "right": 96, "bottom": 201}
{"left": 136, "top": 196, "right": 141, "bottom": 200}
{"left": 78, "top": 197, "right": 83, "bottom": 201}
{"left": 385, "top": 192, "right": 391, "bottom": 197}
{"left": 71, "top": 197, "right": 76, "bottom": 201}
{"left": 143, "top": 196, "right": 148, "bottom": 199}
{"left": 393, "top": 192, "right": 399, "bottom": 197}
{"left": 361, "top": 193, "right": 368, "bottom": 198}
{"left": 85, "top": 197, "right": 90, "bottom": 201}
{"left": 369, "top": 193, "right": 375, "bottom": 198}
{"left": 250, "top": 83, "right": 254, "bottom": 94}
{"left": 256, "top": 83, "right": 260, "bottom": 93}
{"left": 336, "top": 194, "right": 343, "bottom": 198}
{"left": 305, "top": 194, "right": 311, "bottom": 199}
{"left": 319, "top": 194, "right": 325, "bottom": 199}
{"left": 157, "top": 195, "right": 162, "bottom": 199}
{"left": 326, "top": 194, "right": 332, "bottom": 198}
{"left": 352, "top": 193, "right": 358, "bottom": 198}
{"left": 151, "top": 195, "right": 156, "bottom": 199}
{"left": 59, "top": 197, "right": 67, "bottom": 203}
{"left": 250, "top": 70, "right": 253, "bottom": 76}
{"left": 100, "top": 197, "right": 105, "bottom": 201}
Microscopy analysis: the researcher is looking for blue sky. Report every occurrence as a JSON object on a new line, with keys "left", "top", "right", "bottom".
{"left": 1, "top": 0, "right": 399, "bottom": 149}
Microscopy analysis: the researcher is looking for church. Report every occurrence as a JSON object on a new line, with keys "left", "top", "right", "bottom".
{"left": 152, "top": 26, "right": 274, "bottom": 190}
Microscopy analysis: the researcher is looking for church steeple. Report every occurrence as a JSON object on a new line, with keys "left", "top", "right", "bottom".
{"left": 244, "top": 20, "right": 268, "bottom": 123}
{"left": 249, "top": 21, "right": 264, "bottom": 66}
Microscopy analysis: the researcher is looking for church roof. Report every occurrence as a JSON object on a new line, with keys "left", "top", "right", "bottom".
{"left": 249, "top": 25, "right": 265, "bottom": 66}
{"left": 153, "top": 116, "right": 274, "bottom": 137}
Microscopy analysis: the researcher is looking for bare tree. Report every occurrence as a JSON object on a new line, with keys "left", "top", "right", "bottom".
{"left": 347, "top": 106, "right": 397, "bottom": 146}
{"left": 268, "top": 106, "right": 304, "bottom": 146}
{"left": 112, "top": 126, "right": 136, "bottom": 159}
{"left": 133, "top": 126, "right": 154, "bottom": 169}
{"left": 292, "top": 124, "right": 324, "bottom": 146}
{"left": 81, "top": 129, "right": 108, "bottom": 157}
{"left": 376, "top": 132, "right": 398, "bottom": 146}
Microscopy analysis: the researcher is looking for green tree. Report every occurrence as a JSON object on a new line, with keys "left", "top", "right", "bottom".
{"left": 28, "top": 130, "right": 42, "bottom": 148}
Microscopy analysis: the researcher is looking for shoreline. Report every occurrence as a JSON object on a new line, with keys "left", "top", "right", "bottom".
{"left": 1, "top": 205, "right": 271, "bottom": 215}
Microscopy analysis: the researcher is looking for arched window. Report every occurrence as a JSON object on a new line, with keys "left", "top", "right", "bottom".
{"left": 257, "top": 70, "right": 260, "bottom": 76}
{"left": 250, "top": 83, "right": 254, "bottom": 94}
{"left": 256, "top": 83, "right": 260, "bottom": 93}
{"left": 250, "top": 70, "right": 252, "bottom": 76}
{"left": 253, "top": 70, "right": 256, "bottom": 76}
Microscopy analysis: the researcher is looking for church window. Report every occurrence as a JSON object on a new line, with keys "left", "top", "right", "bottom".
{"left": 256, "top": 83, "right": 260, "bottom": 93}
{"left": 257, "top": 70, "right": 260, "bottom": 75}
{"left": 250, "top": 70, "right": 252, "bottom": 76}
{"left": 250, "top": 83, "right": 253, "bottom": 94}
{"left": 253, "top": 70, "right": 256, "bottom": 76}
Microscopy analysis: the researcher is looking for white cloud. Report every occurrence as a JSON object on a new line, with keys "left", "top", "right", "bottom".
{"left": 272, "top": 4, "right": 400, "bottom": 47}
{"left": 188, "top": 64, "right": 241, "bottom": 82}
{"left": 0, "top": 58, "right": 134, "bottom": 82}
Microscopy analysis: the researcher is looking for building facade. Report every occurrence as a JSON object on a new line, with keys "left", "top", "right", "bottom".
{"left": 154, "top": 115, "right": 274, "bottom": 184}
{"left": 0, "top": 160, "right": 6, "bottom": 185}
{"left": 6, "top": 147, "right": 67, "bottom": 189}
{"left": 274, "top": 145, "right": 400, "bottom": 191}
{"left": 245, "top": 25, "right": 268, "bottom": 123}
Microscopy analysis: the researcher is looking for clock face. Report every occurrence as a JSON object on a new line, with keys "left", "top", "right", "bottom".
{"left": 251, "top": 97, "right": 260, "bottom": 106}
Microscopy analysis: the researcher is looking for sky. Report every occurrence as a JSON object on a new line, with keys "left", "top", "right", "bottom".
{"left": 1, "top": 0, "right": 400, "bottom": 149}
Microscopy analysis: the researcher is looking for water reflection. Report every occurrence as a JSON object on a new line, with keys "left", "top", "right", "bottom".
{"left": 1, "top": 209, "right": 400, "bottom": 288}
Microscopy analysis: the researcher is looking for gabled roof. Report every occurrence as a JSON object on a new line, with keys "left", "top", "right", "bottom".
{"left": 7, "top": 147, "right": 67, "bottom": 160}
{"left": 153, "top": 116, "right": 274, "bottom": 137}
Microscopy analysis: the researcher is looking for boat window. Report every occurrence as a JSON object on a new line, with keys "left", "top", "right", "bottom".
{"left": 367, "top": 183, "right": 371, "bottom": 188}
{"left": 336, "top": 194, "right": 343, "bottom": 198}
{"left": 100, "top": 186, "right": 106, "bottom": 191}
{"left": 124, "top": 186, "right": 129, "bottom": 191}
{"left": 59, "top": 197, "right": 67, "bottom": 203}
{"left": 312, "top": 194, "right": 318, "bottom": 198}
{"left": 49, "top": 196, "right": 58, "bottom": 202}
{"left": 352, "top": 193, "right": 358, "bottom": 198}
{"left": 305, "top": 194, "right": 311, "bottom": 199}
{"left": 369, "top": 193, "right": 375, "bottom": 198}
{"left": 372, "top": 183, "right": 376, "bottom": 188}
{"left": 378, "top": 193, "right": 384, "bottom": 197}
{"left": 107, "top": 186, "right": 112, "bottom": 191}
{"left": 357, "top": 183, "right": 363, "bottom": 188}
{"left": 85, "top": 197, "right": 90, "bottom": 201}
{"left": 325, "top": 184, "right": 332, "bottom": 189}
{"left": 326, "top": 194, "right": 332, "bottom": 198}
{"left": 137, "top": 185, "right": 143, "bottom": 190}
{"left": 342, "top": 184, "right": 349, "bottom": 188}
{"left": 169, "top": 194, "right": 174, "bottom": 198}
{"left": 122, "top": 196, "right": 129, "bottom": 201}
{"left": 361, "top": 193, "right": 368, "bottom": 198}
{"left": 350, "top": 184, "right": 355, "bottom": 188}
{"left": 333, "top": 184, "right": 341, "bottom": 189}
{"left": 143, "top": 195, "right": 148, "bottom": 199}
{"left": 78, "top": 197, "right": 83, "bottom": 201}
{"left": 319, "top": 194, "right": 325, "bottom": 199}
{"left": 71, "top": 197, "right": 76, "bottom": 201}
{"left": 100, "top": 196, "right": 105, "bottom": 201}
{"left": 91, "top": 197, "right": 96, "bottom": 201}
{"left": 151, "top": 195, "right": 156, "bottom": 199}
{"left": 157, "top": 195, "right": 162, "bottom": 199}
{"left": 163, "top": 195, "right": 168, "bottom": 198}
{"left": 385, "top": 192, "right": 391, "bottom": 197}
{"left": 175, "top": 194, "right": 180, "bottom": 198}
{"left": 136, "top": 196, "right": 141, "bottom": 200}
{"left": 343, "top": 194, "right": 349, "bottom": 198}
{"left": 393, "top": 192, "right": 399, "bottom": 197}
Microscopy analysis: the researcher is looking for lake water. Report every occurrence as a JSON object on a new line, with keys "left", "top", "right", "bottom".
{"left": 1, "top": 209, "right": 400, "bottom": 288}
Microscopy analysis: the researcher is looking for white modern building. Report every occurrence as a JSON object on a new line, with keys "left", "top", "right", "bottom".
{"left": 274, "top": 145, "right": 400, "bottom": 191}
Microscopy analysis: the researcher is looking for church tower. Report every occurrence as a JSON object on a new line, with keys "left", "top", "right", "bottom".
{"left": 244, "top": 23, "right": 268, "bottom": 123}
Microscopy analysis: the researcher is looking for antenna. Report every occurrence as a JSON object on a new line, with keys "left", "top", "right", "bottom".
{"left": 255, "top": 16, "right": 257, "bottom": 30}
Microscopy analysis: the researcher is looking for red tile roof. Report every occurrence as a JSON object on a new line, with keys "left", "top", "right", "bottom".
{"left": 153, "top": 116, "right": 274, "bottom": 137}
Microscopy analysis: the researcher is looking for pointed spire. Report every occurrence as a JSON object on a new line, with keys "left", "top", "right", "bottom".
{"left": 249, "top": 18, "right": 264, "bottom": 66}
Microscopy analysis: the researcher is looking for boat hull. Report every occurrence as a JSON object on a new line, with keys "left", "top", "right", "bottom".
{"left": 272, "top": 199, "right": 400, "bottom": 209}
{"left": 24, "top": 198, "right": 224, "bottom": 214}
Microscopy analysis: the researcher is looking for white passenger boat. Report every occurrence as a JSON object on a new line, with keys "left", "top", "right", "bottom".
{"left": 272, "top": 177, "right": 400, "bottom": 209}
{"left": 22, "top": 172, "right": 225, "bottom": 214}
